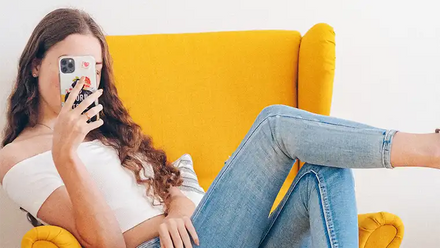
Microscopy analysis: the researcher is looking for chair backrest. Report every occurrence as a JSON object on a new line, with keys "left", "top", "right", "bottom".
{"left": 106, "top": 24, "right": 335, "bottom": 194}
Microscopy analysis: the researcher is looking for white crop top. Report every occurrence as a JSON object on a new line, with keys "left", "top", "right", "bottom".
{"left": 1, "top": 140, "right": 205, "bottom": 233}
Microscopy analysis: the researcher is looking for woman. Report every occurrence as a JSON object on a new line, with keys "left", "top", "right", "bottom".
{"left": 0, "top": 7, "right": 439, "bottom": 248}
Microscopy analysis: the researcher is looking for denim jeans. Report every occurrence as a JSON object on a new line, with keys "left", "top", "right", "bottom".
{"left": 137, "top": 104, "right": 397, "bottom": 248}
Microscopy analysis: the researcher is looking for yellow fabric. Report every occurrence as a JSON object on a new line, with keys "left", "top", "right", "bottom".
{"left": 21, "top": 26, "right": 403, "bottom": 248}
{"left": 358, "top": 212, "right": 404, "bottom": 248}
{"left": 21, "top": 226, "right": 81, "bottom": 248}
{"left": 298, "top": 23, "right": 335, "bottom": 116}
{"left": 28, "top": 242, "right": 58, "bottom": 248}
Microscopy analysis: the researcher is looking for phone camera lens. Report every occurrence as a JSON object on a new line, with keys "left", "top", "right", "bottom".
{"left": 60, "top": 58, "right": 75, "bottom": 73}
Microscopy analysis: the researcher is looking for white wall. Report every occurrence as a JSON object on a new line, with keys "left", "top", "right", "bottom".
{"left": 1, "top": 1, "right": 439, "bottom": 247}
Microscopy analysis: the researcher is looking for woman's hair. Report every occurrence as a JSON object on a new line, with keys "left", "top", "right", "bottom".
{"left": 2, "top": 8, "right": 183, "bottom": 209}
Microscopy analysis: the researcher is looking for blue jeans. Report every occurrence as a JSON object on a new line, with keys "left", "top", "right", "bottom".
{"left": 137, "top": 104, "right": 397, "bottom": 248}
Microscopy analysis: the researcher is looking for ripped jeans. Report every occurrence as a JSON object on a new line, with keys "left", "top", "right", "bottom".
{"left": 137, "top": 104, "right": 397, "bottom": 248}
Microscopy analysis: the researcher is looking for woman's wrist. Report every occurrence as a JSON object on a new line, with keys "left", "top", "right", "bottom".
{"left": 165, "top": 193, "right": 196, "bottom": 218}
{"left": 52, "top": 148, "right": 78, "bottom": 167}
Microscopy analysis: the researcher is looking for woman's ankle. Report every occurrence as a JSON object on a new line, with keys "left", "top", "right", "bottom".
{"left": 390, "top": 132, "right": 440, "bottom": 169}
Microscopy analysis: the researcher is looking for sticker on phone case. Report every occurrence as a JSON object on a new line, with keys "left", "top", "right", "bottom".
{"left": 63, "top": 77, "right": 97, "bottom": 111}
{"left": 82, "top": 61, "right": 90, "bottom": 69}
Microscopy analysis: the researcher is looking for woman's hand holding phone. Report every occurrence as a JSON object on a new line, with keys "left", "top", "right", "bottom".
{"left": 52, "top": 76, "right": 103, "bottom": 163}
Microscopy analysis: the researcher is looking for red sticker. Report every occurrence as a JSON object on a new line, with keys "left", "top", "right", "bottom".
{"left": 84, "top": 77, "right": 91, "bottom": 88}
{"left": 82, "top": 61, "right": 90, "bottom": 68}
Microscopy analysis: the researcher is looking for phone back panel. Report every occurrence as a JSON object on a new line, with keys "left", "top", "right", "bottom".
{"left": 58, "top": 55, "right": 98, "bottom": 108}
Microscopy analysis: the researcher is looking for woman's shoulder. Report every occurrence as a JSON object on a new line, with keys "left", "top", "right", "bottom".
{"left": 0, "top": 143, "right": 20, "bottom": 183}
{"left": 0, "top": 134, "right": 52, "bottom": 183}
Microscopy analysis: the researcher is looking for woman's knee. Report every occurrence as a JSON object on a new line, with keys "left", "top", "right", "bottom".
{"left": 300, "top": 163, "right": 355, "bottom": 188}
{"left": 258, "top": 104, "right": 296, "bottom": 121}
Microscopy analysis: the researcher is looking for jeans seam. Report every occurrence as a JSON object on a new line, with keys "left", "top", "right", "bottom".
{"left": 258, "top": 169, "right": 339, "bottom": 248}
{"left": 315, "top": 169, "right": 338, "bottom": 248}
{"left": 274, "top": 112, "right": 364, "bottom": 130}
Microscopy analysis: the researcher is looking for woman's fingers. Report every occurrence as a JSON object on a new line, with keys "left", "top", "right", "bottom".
{"left": 159, "top": 217, "right": 200, "bottom": 248}
{"left": 74, "top": 88, "right": 103, "bottom": 114}
{"left": 183, "top": 216, "right": 199, "bottom": 245}
{"left": 63, "top": 77, "right": 85, "bottom": 111}
{"left": 86, "top": 118, "right": 104, "bottom": 132}
{"left": 159, "top": 224, "right": 173, "bottom": 248}
{"left": 81, "top": 104, "right": 103, "bottom": 123}
{"left": 177, "top": 222, "right": 192, "bottom": 248}
{"left": 168, "top": 219, "right": 184, "bottom": 248}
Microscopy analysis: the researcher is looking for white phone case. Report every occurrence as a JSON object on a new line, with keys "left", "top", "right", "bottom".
{"left": 58, "top": 55, "right": 99, "bottom": 121}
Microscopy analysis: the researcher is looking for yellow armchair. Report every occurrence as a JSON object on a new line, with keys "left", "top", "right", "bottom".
{"left": 21, "top": 24, "right": 403, "bottom": 248}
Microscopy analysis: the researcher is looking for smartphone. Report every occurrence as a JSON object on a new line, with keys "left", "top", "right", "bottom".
{"left": 59, "top": 55, "right": 99, "bottom": 123}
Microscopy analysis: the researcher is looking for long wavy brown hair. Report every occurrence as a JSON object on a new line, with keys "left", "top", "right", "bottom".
{"left": 2, "top": 8, "right": 183, "bottom": 211}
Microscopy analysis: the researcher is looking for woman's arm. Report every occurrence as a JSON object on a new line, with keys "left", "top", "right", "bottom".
{"left": 0, "top": 140, "right": 124, "bottom": 248}
{"left": 52, "top": 153, "right": 126, "bottom": 248}
{"left": 49, "top": 78, "right": 125, "bottom": 248}
{"left": 166, "top": 186, "right": 196, "bottom": 217}
{"left": 168, "top": 186, "right": 186, "bottom": 198}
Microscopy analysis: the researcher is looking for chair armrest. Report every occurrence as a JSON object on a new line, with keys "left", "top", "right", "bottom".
{"left": 22, "top": 226, "right": 81, "bottom": 248}
{"left": 358, "top": 212, "right": 404, "bottom": 248}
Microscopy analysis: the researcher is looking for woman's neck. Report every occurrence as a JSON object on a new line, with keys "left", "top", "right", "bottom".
{"left": 36, "top": 98, "right": 58, "bottom": 129}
